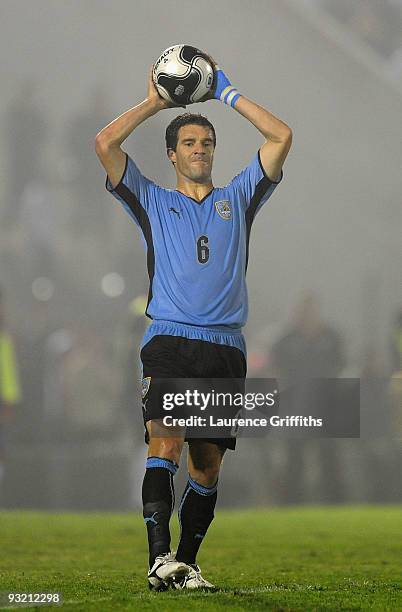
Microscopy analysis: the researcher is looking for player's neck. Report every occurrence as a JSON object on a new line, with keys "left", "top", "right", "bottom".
{"left": 176, "top": 178, "right": 214, "bottom": 202}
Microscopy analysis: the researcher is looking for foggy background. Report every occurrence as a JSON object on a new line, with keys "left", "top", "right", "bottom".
{"left": 0, "top": 0, "right": 401, "bottom": 510}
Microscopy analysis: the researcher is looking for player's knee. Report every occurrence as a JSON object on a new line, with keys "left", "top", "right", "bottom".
{"left": 191, "top": 465, "right": 220, "bottom": 488}
{"left": 199, "top": 465, "right": 220, "bottom": 487}
{"left": 188, "top": 442, "right": 224, "bottom": 486}
{"left": 148, "top": 437, "right": 183, "bottom": 463}
{"left": 189, "top": 456, "right": 221, "bottom": 486}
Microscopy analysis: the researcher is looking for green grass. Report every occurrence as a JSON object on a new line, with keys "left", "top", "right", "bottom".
{"left": 0, "top": 506, "right": 401, "bottom": 611}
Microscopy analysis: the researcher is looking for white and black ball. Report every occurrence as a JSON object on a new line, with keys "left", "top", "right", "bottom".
{"left": 152, "top": 44, "right": 214, "bottom": 105}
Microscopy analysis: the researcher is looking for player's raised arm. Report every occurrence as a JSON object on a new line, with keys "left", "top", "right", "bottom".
{"left": 95, "top": 68, "right": 173, "bottom": 188}
{"left": 209, "top": 63, "right": 292, "bottom": 182}
{"left": 234, "top": 96, "right": 292, "bottom": 183}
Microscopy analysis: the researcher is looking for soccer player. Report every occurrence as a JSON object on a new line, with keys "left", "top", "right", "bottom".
{"left": 95, "top": 62, "right": 292, "bottom": 590}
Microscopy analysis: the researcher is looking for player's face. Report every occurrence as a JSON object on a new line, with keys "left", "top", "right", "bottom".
{"left": 169, "top": 125, "right": 215, "bottom": 183}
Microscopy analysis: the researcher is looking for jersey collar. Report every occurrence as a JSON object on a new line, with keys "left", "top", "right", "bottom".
{"left": 175, "top": 188, "right": 215, "bottom": 205}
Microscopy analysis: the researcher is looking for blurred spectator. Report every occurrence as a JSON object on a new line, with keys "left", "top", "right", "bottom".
{"left": 390, "top": 307, "right": 402, "bottom": 374}
{"left": 19, "top": 173, "right": 62, "bottom": 282}
{"left": 62, "top": 326, "right": 118, "bottom": 437}
{"left": 270, "top": 291, "right": 345, "bottom": 503}
{"left": 17, "top": 299, "right": 53, "bottom": 440}
{"left": 360, "top": 346, "right": 389, "bottom": 437}
{"left": 123, "top": 294, "right": 150, "bottom": 508}
{"left": 41, "top": 325, "right": 118, "bottom": 440}
{"left": 389, "top": 372, "right": 402, "bottom": 438}
{"left": 0, "top": 288, "right": 22, "bottom": 502}
{"left": 272, "top": 291, "right": 344, "bottom": 380}
{"left": 359, "top": 346, "right": 400, "bottom": 501}
{"left": 389, "top": 307, "right": 402, "bottom": 440}
{"left": 122, "top": 295, "right": 149, "bottom": 424}
{"left": 2, "top": 80, "right": 47, "bottom": 227}
{"left": 64, "top": 85, "right": 112, "bottom": 237}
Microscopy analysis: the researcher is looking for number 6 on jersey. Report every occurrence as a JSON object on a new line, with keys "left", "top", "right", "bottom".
{"left": 197, "top": 235, "right": 210, "bottom": 264}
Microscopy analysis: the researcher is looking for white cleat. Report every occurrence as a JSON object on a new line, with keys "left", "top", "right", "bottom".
{"left": 173, "top": 563, "right": 215, "bottom": 590}
{"left": 148, "top": 552, "right": 190, "bottom": 591}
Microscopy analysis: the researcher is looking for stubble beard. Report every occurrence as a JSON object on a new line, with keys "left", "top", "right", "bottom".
{"left": 187, "top": 160, "right": 212, "bottom": 183}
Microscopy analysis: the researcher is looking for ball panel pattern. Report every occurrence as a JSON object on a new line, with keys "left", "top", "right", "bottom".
{"left": 153, "top": 44, "right": 214, "bottom": 105}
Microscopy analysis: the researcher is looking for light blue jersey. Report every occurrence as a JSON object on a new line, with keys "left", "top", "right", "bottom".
{"left": 106, "top": 151, "right": 281, "bottom": 348}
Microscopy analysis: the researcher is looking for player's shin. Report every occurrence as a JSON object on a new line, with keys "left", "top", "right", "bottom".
{"left": 176, "top": 476, "right": 218, "bottom": 564}
{"left": 142, "top": 457, "right": 178, "bottom": 566}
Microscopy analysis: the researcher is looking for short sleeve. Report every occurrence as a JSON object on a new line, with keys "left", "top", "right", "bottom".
{"left": 105, "top": 154, "right": 156, "bottom": 227}
{"left": 229, "top": 151, "right": 283, "bottom": 219}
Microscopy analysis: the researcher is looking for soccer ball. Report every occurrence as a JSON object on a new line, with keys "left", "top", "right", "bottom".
{"left": 152, "top": 45, "right": 214, "bottom": 105}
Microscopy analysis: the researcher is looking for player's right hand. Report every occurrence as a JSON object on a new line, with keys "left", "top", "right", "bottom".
{"left": 147, "top": 66, "right": 186, "bottom": 110}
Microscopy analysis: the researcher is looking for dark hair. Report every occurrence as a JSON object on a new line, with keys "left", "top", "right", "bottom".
{"left": 165, "top": 113, "right": 216, "bottom": 152}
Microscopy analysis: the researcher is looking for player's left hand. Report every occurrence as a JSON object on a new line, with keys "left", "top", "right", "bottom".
{"left": 202, "top": 55, "right": 241, "bottom": 107}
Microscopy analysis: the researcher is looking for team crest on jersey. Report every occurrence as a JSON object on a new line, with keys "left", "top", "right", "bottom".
{"left": 142, "top": 377, "right": 151, "bottom": 398}
{"left": 214, "top": 200, "right": 232, "bottom": 220}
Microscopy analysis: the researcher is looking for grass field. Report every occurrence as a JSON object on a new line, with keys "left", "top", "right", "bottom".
{"left": 0, "top": 506, "right": 401, "bottom": 611}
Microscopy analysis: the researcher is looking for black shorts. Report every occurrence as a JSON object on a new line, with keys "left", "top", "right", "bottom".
{"left": 140, "top": 335, "right": 247, "bottom": 450}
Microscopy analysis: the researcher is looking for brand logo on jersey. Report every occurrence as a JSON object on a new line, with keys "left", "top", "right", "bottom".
{"left": 169, "top": 207, "right": 181, "bottom": 218}
{"left": 214, "top": 200, "right": 232, "bottom": 220}
{"left": 142, "top": 377, "right": 151, "bottom": 398}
